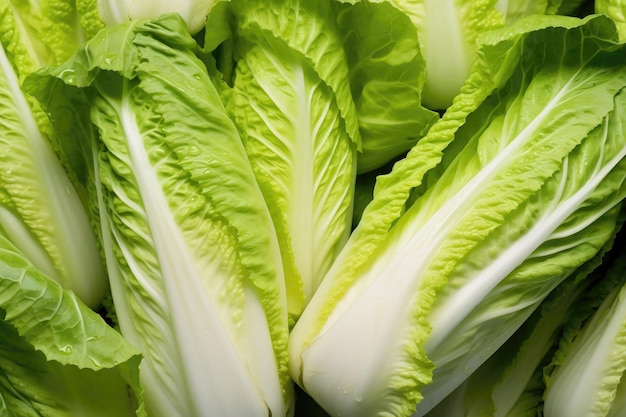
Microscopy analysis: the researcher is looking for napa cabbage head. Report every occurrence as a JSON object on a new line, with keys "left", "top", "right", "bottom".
{"left": 0, "top": 0, "right": 107, "bottom": 308}
{"left": 200, "top": 0, "right": 441, "bottom": 320}
{"left": 288, "top": 14, "right": 626, "bottom": 417}
{"left": 208, "top": 0, "right": 361, "bottom": 319}
{"left": 27, "top": 14, "right": 292, "bottom": 417}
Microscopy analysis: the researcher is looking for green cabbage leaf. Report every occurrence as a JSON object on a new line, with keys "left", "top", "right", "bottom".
{"left": 0, "top": 232, "right": 143, "bottom": 417}
{"left": 334, "top": 0, "right": 439, "bottom": 173}
{"left": 1, "top": 0, "right": 87, "bottom": 69}
{"left": 596, "top": 0, "right": 626, "bottom": 41}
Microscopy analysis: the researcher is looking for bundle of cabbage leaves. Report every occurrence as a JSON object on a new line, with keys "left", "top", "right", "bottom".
{"left": 1, "top": 0, "right": 626, "bottom": 416}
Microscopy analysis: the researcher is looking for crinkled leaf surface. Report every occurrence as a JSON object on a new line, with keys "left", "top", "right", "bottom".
{"left": 426, "top": 230, "right": 622, "bottom": 417}
{"left": 26, "top": 14, "right": 292, "bottom": 417}
{"left": 0, "top": 233, "right": 143, "bottom": 417}
{"left": 229, "top": 0, "right": 359, "bottom": 316}
{"left": 289, "top": 15, "right": 626, "bottom": 417}
{"left": 0, "top": 5, "right": 107, "bottom": 308}
{"left": 543, "top": 240, "right": 626, "bottom": 417}
{"left": 1, "top": 0, "right": 86, "bottom": 70}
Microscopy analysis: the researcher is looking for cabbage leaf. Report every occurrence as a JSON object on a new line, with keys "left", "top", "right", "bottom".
{"left": 1, "top": 0, "right": 87, "bottom": 69}
{"left": 596, "top": 0, "right": 626, "bottom": 41}
{"left": 0, "top": 232, "right": 143, "bottom": 417}
{"left": 425, "top": 228, "right": 623, "bottom": 417}
{"left": 334, "top": 0, "right": 439, "bottom": 173}
{"left": 226, "top": 0, "right": 360, "bottom": 316}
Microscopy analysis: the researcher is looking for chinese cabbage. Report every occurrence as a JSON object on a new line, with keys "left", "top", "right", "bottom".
{"left": 27, "top": 14, "right": 293, "bottom": 417}
{"left": 227, "top": 0, "right": 360, "bottom": 316}
{"left": 0, "top": 2, "right": 107, "bottom": 308}
{"left": 289, "top": 14, "right": 626, "bottom": 417}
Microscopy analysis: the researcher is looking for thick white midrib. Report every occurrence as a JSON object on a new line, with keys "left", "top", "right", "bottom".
{"left": 415, "top": 147, "right": 626, "bottom": 416}
{"left": 544, "top": 284, "right": 626, "bottom": 417}
{"left": 300, "top": 73, "right": 585, "bottom": 415}
{"left": 289, "top": 62, "right": 316, "bottom": 300}
{"left": 253, "top": 46, "right": 321, "bottom": 298}
{"left": 319, "top": 68, "right": 579, "bottom": 334}
{"left": 427, "top": 136, "right": 626, "bottom": 351}
{"left": 95, "top": 143, "right": 182, "bottom": 416}
{"left": 492, "top": 281, "right": 584, "bottom": 417}
{"left": 0, "top": 43, "right": 104, "bottom": 305}
{"left": 311, "top": 98, "right": 347, "bottom": 286}
{"left": 422, "top": 0, "right": 472, "bottom": 108}
{"left": 97, "top": 0, "right": 127, "bottom": 28}
{"left": 423, "top": 0, "right": 464, "bottom": 66}
{"left": 119, "top": 90, "right": 267, "bottom": 417}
